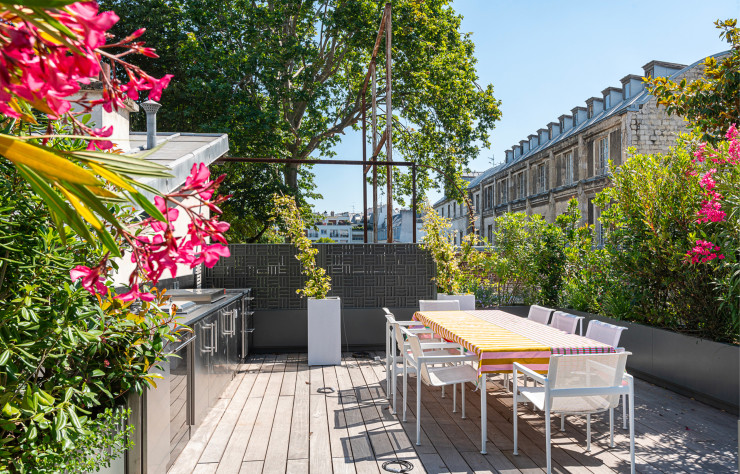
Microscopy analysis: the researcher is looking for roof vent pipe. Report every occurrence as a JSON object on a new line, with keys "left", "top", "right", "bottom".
{"left": 141, "top": 99, "right": 161, "bottom": 150}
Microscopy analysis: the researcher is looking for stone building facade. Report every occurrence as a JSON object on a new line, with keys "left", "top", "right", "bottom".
{"left": 434, "top": 52, "right": 721, "bottom": 244}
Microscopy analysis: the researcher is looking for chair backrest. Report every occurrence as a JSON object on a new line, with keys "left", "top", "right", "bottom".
{"left": 550, "top": 311, "right": 580, "bottom": 334}
{"left": 382, "top": 307, "right": 393, "bottom": 317}
{"left": 403, "top": 330, "right": 432, "bottom": 385}
{"left": 393, "top": 321, "right": 408, "bottom": 353}
{"left": 419, "top": 300, "right": 460, "bottom": 312}
{"left": 585, "top": 320, "right": 627, "bottom": 348}
{"left": 527, "top": 305, "right": 553, "bottom": 325}
{"left": 437, "top": 294, "right": 476, "bottom": 310}
{"left": 548, "top": 352, "right": 630, "bottom": 412}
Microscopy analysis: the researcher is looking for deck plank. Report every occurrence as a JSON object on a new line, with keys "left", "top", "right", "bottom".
{"left": 170, "top": 352, "right": 739, "bottom": 474}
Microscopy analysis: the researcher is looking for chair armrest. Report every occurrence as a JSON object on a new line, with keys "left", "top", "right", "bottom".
{"left": 418, "top": 354, "right": 478, "bottom": 364}
{"left": 418, "top": 342, "right": 463, "bottom": 350}
{"left": 396, "top": 320, "right": 424, "bottom": 326}
{"left": 513, "top": 362, "right": 547, "bottom": 385}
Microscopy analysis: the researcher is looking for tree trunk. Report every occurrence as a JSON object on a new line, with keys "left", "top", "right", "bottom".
{"left": 285, "top": 161, "right": 300, "bottom": 191}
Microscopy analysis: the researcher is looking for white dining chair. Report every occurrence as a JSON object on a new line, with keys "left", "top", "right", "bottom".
{"left": 585, "top": 319, "right": 629, "bottom": 428}
{"left": 402, "top": 329, "right": 478, "bottom": 446}
{"left": 437, "top": 293, "right": 476, "bottom": 310}
{"left": 513, "top": 352, "right": 635, "bottom": 474}
{"left": 527, "top": 305, "right": 554, "bottom": 325}
{"left": 419, "top": 299, "right": 461, "bottom": 311}
{"left": 384, "top": 308, "right": 432, "bottom": 399}
{"left": 549, "top": 311, "right": 585, "bottom": 335}
{"left": 385, "top": 314, "right": 453, "bottom": 415}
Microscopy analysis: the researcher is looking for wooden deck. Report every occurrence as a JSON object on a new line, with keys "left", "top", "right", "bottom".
{"left": 169, "top": 353, "right": 738, "bottom": 473}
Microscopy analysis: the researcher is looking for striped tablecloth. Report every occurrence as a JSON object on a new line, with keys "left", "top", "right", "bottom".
{"left": 412, "top": 310, "right": 614, "bottom": 375}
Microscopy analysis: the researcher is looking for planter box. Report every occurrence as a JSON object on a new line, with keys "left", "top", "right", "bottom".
{"left": 567, "top": 309, "right": 739, "bottom": 414}
{"left": 308, "top": 297, "right": 341, "bottom": 366}
{"left": 437, "top": 293, "right": 476, "bottom": 310}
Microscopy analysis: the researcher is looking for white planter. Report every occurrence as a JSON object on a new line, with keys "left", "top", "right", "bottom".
{"left": 437, "top": 293, "right": 476, "bottom": 310}
{"left": 308, "top": 297, "right": 341, "bottom": 366}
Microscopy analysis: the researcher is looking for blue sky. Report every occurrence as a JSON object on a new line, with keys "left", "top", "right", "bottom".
{"left": 308, "top": 0, "right": 739, "bottom": 214}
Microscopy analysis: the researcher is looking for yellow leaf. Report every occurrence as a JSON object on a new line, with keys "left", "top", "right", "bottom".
{"left": 87, "top": 162, "right": 138, "bottom": 193}
{"left": 84, "top": 185, "right": 120, "bottom": 200}
{"left": 0, "top": 134, "right": 101, "bottom": 186}
{"left": 56, "top": 185, "right": 103, "bottom": 231}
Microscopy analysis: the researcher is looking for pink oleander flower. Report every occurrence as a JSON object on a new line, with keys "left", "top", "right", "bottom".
{"left": 117, "top": 284, "right": 155, "bottom": 302}
{"left": 686, "top": 240, "right": 724, "bottom": 264}
{"left": 70, "top": 264, "right": 108, "bottom": 295}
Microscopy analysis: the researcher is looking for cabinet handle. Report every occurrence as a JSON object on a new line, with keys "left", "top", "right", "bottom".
{"left": 222, "top": 309, "right": 237, "bottom": 336}
{"left": 201, "top": 324, "right": 215, "bottom": 355}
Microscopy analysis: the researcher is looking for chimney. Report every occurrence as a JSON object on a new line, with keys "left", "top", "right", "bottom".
{"left": 586, "top": 96, "right": 604, "bottom": 119}
{"left": 571, "top": 106, "right": 588, "bottom": 126}
{"left": 141, "top": 99, "right": 161, "bottom": 150}
{"left": 620, "top": 74, "right": 644, "bottom": 100}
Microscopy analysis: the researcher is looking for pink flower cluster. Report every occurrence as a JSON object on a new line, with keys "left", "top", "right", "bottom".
{"left": 697, "top": 169, "right": 727, "bottom": 223}
{"left": 686, "top": 240, "right": 725, "bottom": 264}
{"left": 70, "top": 163, "right": 232, "bottom": 302}
{"left": 0, "top": 2, "right": 172, "bottom": 148}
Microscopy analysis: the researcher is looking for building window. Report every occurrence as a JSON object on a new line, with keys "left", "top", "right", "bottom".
{"left": 605, "top": 94, "right": 611, "bottom": 109}
{"left": 475, "top": 194, "right": 480, "bottom": 212}
{"left": 537, "top": 163, "right": 547, "bottom": 193}
{"left": 487, "top": 224, "right": 493, "bottom": 244}
{"left": 564, "top": 151, "right": 574, "bottom": 185}
{"left": 624, "top": 83, "right": 630, "bottom": 100}
{"left": 588, "top": 104, "right": 593, "bottom": 119}
{"left": 440, "top": 207, "right": 444, "bottom": 217}
{"left": 449, "top": 204, "right": 452, "bottom": 217}
{"left": 498, "top": 179, "right": 508, "bottom": 204}
{"left": 515, "top": 172, "right": 526, "bottom": 199}
{"left": 597, "top": 137, "right": 609, "bottom": 175}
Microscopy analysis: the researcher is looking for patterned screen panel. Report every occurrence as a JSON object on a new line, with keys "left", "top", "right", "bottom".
{"left": 203, "top": 244, "right": 435, "bottom": 310}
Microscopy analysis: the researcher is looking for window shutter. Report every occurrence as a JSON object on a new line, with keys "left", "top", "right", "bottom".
{"left": 587, "top": 198, "right": 594, "bottom": 225}
{"left": 586, "top": 140, "right": 593, "bottom": 177}
{"left": 610, "top": 130, "right": 621, "bottom": 166}
{"left": 573, "top": 149, "right": 579, "bottom": 181}
{"left": 545, "top": 163, "right": 550, "bottom": 191}
{"left": 555, "top": 156, "right": 562, "bottom": 187}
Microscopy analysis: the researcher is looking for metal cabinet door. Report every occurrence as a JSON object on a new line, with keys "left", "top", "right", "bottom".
{"left": 191, "top": 315, "right": 216, "bottom": 426}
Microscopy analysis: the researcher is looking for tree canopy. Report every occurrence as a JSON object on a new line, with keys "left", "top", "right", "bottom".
{"left": 101, "top": 0, "right": 501, "bottom": 241}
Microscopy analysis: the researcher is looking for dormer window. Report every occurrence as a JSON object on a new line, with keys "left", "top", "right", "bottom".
{"left": 572, "top": 115, "right": 577, "bottom": 127}
{"left": 588, "top": 104, "right": 593, "bottom": 119}
{"left": 623, "top": 83, "right": 630, "bottom": 100}
{"left": 605, "top": 95, "right": 611, "bottom": 109}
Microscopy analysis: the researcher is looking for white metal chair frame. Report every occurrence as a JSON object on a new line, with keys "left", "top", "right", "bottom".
{"left": 418, "top": 299, "right": 461, "bottom": 312}
{"left": 513, "top": 354, "right": 635, "bottom": 474}
{"left": 401, "top": 328, "right": 478, "bottom": 447}
{"left": 383, "top": 309, "right": 449, "bottom": 415}
{"left": 549, "top": 311, "right": 585, "bottom": 336}
{"left": 585, "top": 319, "right": 629, "bottom": 428}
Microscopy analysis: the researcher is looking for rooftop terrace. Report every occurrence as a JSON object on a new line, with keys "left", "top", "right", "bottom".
{"left": 168, "top": 352, "right": 737, "bottom": 474}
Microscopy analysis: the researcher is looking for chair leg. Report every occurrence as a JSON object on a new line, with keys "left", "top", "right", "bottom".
{"left": 513, "top": 380, "right": 518, "bottom": 455}
{"left": 480, "top": 373, "right": 487, "bottom": 454}
{"left": 392, "top": 365, "right": 397, "bottom": 415}
{"left": 629, "top": 384, "right": 636, "bottom": 474}
{"left": 504, "top": 372, "right": 510, "bottom": 392}
{"left": 545, "top": 409, "right": 552, "bottom": 474}
{"left": 416, "top": 375, "right": 421, "bottom": 446}
{"left": 609, "top": 408, "right": 615, "bottom": 448}
{"left": 461, "top": 382, "right": 466, "bottom": 419}
{"left": 386, "top": 325, "right": 391, "bottom": 398}
{"left": 441, "top": 385, "right": 445, "bottom": 398}
{"left": 622, "top": 393, "right": 628, "bottom": 429}
{"left": 402, "top": 358, "right": 408, "bottom": 422}
{"left": 452, "top": 383, "right": 457, "bottom": 413}
{"left": 586, "top": 414, "right": 591, "bottom": 452}
{"left": 560, "top": 414, "right": 565, "bottom": 432}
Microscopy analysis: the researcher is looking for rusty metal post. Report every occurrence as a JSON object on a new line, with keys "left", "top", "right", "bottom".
{"left": 362, "top": 93, "right": 368, "bottom": 243}
{"left": 371, "top": 61, "right": 378, "bottom": 243}
{"left": 385, "top": 3, "right": 393, "bottom": 243}
{"left": 412, "top": 163, "right": 417, "bottom": 244}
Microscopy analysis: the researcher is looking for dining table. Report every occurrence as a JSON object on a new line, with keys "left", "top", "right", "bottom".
{"left": 412, "top": 309, "right": 616, "bottom": 454}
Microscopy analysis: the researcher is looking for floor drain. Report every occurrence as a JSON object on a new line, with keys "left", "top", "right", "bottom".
{"left": 382, "top": 460, "right": 414, "bottom": 473}
{"left": 317, "top": 387, "right": 335, "bottom": 394}
{"left": 352, "top": 351, "right": 372, "bottom": 359}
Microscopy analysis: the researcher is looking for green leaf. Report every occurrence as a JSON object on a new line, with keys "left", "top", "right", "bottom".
{"left": 0, "top": 351, "right": 10, "bottom": 366}
{"left": 128, "top": 190, "right": 166, "bottom": 222}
